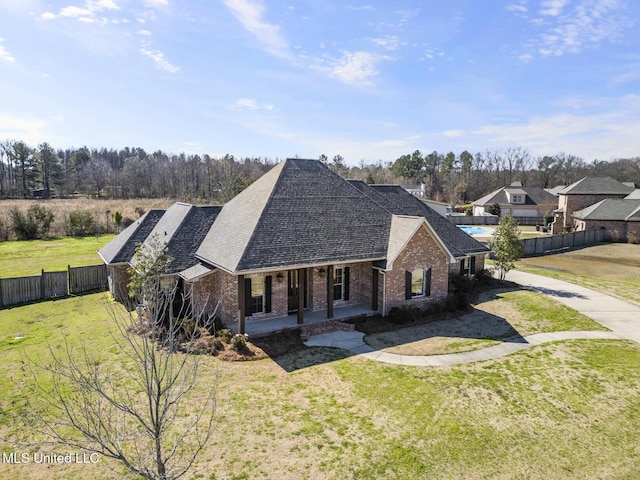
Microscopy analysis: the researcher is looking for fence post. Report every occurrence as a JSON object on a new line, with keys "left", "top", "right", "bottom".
{"left": 40, "top": 269, "right": 45, "bottom": 300}
{"left": 0, "top": 277, "right": 3, "bottom": 307}
{"left": 68, "top": 265, "right": 71, "bottom": 295}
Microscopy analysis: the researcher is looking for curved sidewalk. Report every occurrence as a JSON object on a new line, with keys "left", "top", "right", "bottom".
{"left": 304, "top": 270, "right": 640, "bottom": 366}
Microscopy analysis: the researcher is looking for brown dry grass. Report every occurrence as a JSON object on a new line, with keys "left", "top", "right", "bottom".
{"left": 517, "top": 243, "right": 640, "bottom": 304}
{"left": 0, "top": 198, "right": 176, "bottom": 238}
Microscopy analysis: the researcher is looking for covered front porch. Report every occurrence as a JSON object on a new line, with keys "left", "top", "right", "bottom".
{"left": 230, "top": 303, "right": 376, "bottom": 337}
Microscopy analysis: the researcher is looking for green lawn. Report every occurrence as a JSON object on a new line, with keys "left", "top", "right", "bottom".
{"left": 1, "top": 293, "right": 639, "bottom": 479}
{"left": 0, "top": 235, "right": 115, "bottom": 277}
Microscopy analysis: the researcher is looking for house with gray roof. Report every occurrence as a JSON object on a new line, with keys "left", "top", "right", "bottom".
{"left": 99, "top": 158, "right": 489, "bottom": 334}
{"left": 573, "top": 195, "right": 640, "bottom": 242}
{"left": 472, "top": 181, "right": 558, "bottom": 220}
{"left": 554, "top": 176, "right": 635, "bottom": 233}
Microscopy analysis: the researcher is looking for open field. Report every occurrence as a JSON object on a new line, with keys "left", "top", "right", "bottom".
{"left": 516, "top": 243, "right": 640, "bottom": 305}
{"left": 1, "top": 289, "right": 640, "bottom": 479}
{"left": 0, "top": 198, "right": 176, "bottom": 239}
{"left": 0, "top": 235, "right": 115, "bottom": 277}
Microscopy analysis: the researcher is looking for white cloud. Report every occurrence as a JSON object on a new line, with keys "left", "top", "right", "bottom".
{"left": 0, "top": 115, "right": 50, "bottom": 144}
{"left": 369, "top": 35, "right": 402, "bottom": 51}
{"left": 221, "top": 0, "right": 290, "bottom": 59}
{"left": 39, "top": 12, "right": 57, "bottom": 20}
{"left": 228, "top": 98, "right": 274, "bottom": 111}
{"left": 138, "top": 29, "right": 152, "bottom": 36}
{"left": 540, "top": 0, "right": 569, "bottom": 16}
{"left": 139, "top": 45, "right": 179, "bottom": 73}
{"left": 516, "top": 0, "right": 632, "bottom": 58}
{"left": 143, "top": 0, "right": 168, "bottom": 5}
{"left": 330, "top": 51, "right": 385, "bottom": 87}
{"left": 0, "top": 38, "right": 15, "bottom": 63}
{"left": 471, "top": 95, "right": 640, "bottom": 159}
{"left": 506, "top": 3, "right": 528, "bottom": 13}
{"left": 60, "top": 6, "right": 92, "bottom": 17}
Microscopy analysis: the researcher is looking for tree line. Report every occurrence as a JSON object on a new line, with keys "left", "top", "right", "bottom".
{"left": 1, "top": 140, "right": 638, "bottom": 204}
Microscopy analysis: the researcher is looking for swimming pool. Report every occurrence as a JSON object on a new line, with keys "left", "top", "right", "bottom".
{"left": 458, "top": 226, "right": 493, "bottom": 236}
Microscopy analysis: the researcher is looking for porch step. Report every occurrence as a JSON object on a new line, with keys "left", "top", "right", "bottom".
{"left": 300, "top": 320, "right": 355, "bottom": 341}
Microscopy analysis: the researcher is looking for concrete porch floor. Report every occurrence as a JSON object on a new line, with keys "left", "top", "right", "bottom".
{"left": 230, "top": 304, "right": 376, "bottom": 336}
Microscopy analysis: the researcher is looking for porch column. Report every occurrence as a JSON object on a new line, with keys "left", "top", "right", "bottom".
{"left": 326, "top": 265, "right": 334, "bottom": 319}
{"left": 371, "top": 268, "right": 379, "bottom": 311}
{"left": 297, "top": 268, "right": 305, "bottom": 324}
{"left": 237, "top": 274, "right": 245, "bottom": 335}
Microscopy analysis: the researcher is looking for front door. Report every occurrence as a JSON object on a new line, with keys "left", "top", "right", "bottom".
{"left": 287, "top": 270, "right": 307, "bottom": 313}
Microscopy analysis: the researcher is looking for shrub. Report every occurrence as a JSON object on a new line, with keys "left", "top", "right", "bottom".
{"left": 122, "top": 217, "right": 135, "bottom": 228}
{"left": 10, "top": 205, "right": 55, "bottom": 240}
{"left": 387, "top": 305, "right": 420, "bottom": 324}
{"left": 487, "top": 202, "right": 501, "bottom": 216}
{"left": 446, "top": 292, "right": 469, "bottom": 312}
{"left": 230, "top": 333, "right": 248, "bottom": 352}
{"left": 216, "top": 328, "right": 233, "bottom": 343}
{"left": 114, "top": 211, "right": 123, "bottom": 232}
{"left": 66, "top": 210, "right": 96, "bottom": 236}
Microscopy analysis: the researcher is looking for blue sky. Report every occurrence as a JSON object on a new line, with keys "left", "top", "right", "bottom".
{"left": 1, "top": 0, "right": 639, "bottom": 164}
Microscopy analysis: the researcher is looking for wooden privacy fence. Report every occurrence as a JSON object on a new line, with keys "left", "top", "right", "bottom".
{"left": 0, "top": 264, "right": 108, "bottom": 308}
{"left": 521, "top": 229, "right": 606, "bottom": 257}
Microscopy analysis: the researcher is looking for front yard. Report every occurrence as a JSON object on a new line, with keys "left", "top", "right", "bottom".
{"left": 1, "top": 286, "right": 639, "bottom": 479}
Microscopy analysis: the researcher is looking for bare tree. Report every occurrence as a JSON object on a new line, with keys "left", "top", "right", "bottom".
{"left": 27, "top": 237, "right": 218, "bottom": 480}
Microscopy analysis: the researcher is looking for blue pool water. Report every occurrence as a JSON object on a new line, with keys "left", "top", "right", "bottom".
{"left": 458, "top": 226, "right": 491, "bottom": 236}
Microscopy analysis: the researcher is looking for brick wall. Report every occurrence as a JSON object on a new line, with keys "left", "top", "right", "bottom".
{"left": 383, "top": 225, "right": 449, "bottom": 315}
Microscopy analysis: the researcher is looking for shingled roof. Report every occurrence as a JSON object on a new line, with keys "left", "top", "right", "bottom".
{"left": 473, "top": 184, "right": 557, "bottom": 207}
{"left": 574, "top": 199, "right": 640, "bottom": 222}
{"left": 100, "top": 203, "right": 222, "bottom": 274}
{"left": 196, "top": 159, "right": 392, "bottom": 273}
{"left": 363, "top": 183, "right": 489, "bottom": 257}
{"left": 559, "top": 177, "right": 634, "bottom": 196}
{"left": 98, "top": 209, "right": 165, "bottom": 264}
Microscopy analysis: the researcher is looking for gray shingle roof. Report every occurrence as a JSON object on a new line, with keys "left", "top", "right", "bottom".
{"left": 197, "top": 159, "right": 392, "bottom": 272}
{"left": 574, "top": 199, "right": 640, "bottom": 222}
{"left": 559, "top": 177, "right": 634, "bottom": 196}
{"left": 98, "top": 210, "right": 165, "bottom": 264}
{"left": 366, "top": 184, "right": 489, "bottom": 257}
{"left": 473, "top": 185, "right": 557, "bottom": 207}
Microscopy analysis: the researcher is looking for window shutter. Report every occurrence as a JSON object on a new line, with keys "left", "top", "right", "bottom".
{"left": 405, "top": 271, "right": 412, "bottom": 300}
{"left": 470, "top": 256, "right": 476, "bottom": 275}
{"left": 264, "top": 276, "right": 272, "bottom": 313}
{"left": 344, "top": 267, "right": 350, "bottom": 301}
{"left": 460, "top": 259, "right": 465, "bottom": 275}
{"left": 425, "top": 268, "right": 432, "bottom": 297}
{"left": 244, "top": 278, "right": 252, "bottom": 316}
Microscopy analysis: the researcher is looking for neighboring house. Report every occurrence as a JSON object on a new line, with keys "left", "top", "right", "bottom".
{"left": 472, "top": 182, "right": 558, "bottom": 219}
{"left": 99, "top": 159, "right": 488, "bottom": 334}
{"left": 554, "top": 177, "right": 635, "bottom": 233}
{"left": 573, "top": 193, "right": 640, "bottom": 242}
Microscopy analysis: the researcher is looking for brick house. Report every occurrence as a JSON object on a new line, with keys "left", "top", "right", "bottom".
{"left": 99, "top": 159, "right": 488, "bottom": 334}
{"left": 572, "top": 195, "right": 640, "bottom": 243}
{"left": 553, "top": 177, "right": 635, "bottom": 233}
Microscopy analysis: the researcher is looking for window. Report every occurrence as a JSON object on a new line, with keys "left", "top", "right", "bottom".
{"left": 334, "top": 268, "right": 343, "bottom": 300}
{"left": 250, "top": 276, "right": 264, "bottom": 314}
{"left": 411, "top": 269, "right": 424, "bottom": 297}
{"left": 332, "top": 266, "right": 350, "bottom": 301}
{"left": 405, "top": 268, "right": 432, "bottom": 300}
{"left": 460, "top": 257, "right": 476, "bottom": 275}
{"left": 511, "top": 194, "right": 524, "bottom": 204}
{"left": 244, "top": 275, "right": 272, "bottom": 316}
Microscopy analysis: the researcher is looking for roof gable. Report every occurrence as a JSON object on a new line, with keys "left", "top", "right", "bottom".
{"left": 98, "top": 209, "right": 165, "bottom": 264}
{"left": 385, "top": 215, "right": 453, "bottom": 270}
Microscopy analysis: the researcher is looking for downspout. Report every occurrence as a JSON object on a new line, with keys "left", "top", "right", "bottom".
{"left": 381, "top": 271, "right": 386, "bottom": 317}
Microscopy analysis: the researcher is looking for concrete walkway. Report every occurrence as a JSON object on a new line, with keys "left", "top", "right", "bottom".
{"left": 304, "top": 270, "right": 640, "bottom": 366}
